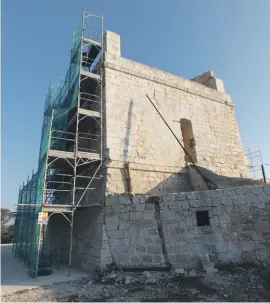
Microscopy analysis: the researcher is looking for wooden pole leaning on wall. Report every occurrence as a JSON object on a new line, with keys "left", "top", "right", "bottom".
{"left": 146, "top": 94, "right": 216, "bottom": 190}
{"left": 261, "top": 165, "right": 267, "bottom": 184}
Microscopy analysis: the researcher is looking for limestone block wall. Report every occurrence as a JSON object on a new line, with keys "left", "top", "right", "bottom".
{"left": 160, "top": 185, "right": 270, "bottom": 269}
{"left": 72, "top": 208, "right": 112, "bottom": 272}
{"left": 105, "top": 162, "right": 192, "bottom": 195}
{"left": 44, "top": 214, "right": 71, "bottom": 263}
{"left": 104, "top": 194, "right": 166, "bottom": 267}
{"left": 103, "top": 31, "right": 250, "bottom": 195}
{"left": 65, "top": 185, "right": 270, "bottom": 273}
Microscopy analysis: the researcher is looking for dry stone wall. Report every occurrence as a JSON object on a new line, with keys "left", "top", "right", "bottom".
{"left": 160, "top": 185, "right": 270, "bottom": 270}
{"left": 104, "top": 194, "right": 166, "bottom": 267}
{"left": 46, "top": 186, "right": 270, "bottom": 273}
{"left": 72, "top": 208, "right": 112, "bottom": 272}
{"left": 102, "top": 185, "right": 270, "bottom": 271}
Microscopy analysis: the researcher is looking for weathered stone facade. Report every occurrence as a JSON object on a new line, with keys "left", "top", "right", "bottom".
{"left": 103, "top": 31, "right": 250, "bottom": 195}
{"left": 65, "top": 185, "right": 270, "bottom": 272}
{"left": 44, "top": 31, "right": 264, "bottom": 274}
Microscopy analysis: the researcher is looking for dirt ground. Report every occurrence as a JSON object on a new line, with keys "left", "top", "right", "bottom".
{"left": 2, "top": 263, "right": 270, "bottom": 302}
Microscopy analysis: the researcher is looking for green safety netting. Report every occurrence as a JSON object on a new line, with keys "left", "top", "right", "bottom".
{"left": 13, "top": 172, "right": 41, "bottom": 277}
{"left": 14, "top": 24, "right": 82, "bottom": 277}
{"left": 43, "top": 24, "right": 82, "bottom": 153}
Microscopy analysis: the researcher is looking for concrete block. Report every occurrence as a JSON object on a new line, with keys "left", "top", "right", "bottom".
{"left": 235, "top": 187, "right": 251, "bottom": 195}
{"left": 196, "top": 243, "right": 210, "bottom": 253}
{"left": 189, "top": 200, "right": 201, "bottom": 208}
{"left": 186, "top": 192, "right": 198, "bottom": 200}
{"left": 167, "top": 244, "right": 182, "bottom": 254}
{"left": 250, "top": 187, "right": 264, "bottom": 195}
{"left": 105, "top": 213, "right": 118, "bottom": 222}
{"left": 201, "top": 199, "right": 212, "bottom": 207}
{"left": 142, "top": 254, "right": 153, "bottom": 264}
{"left": 106, "top": 222, "right": 119, "bottom": 230}
{"left": 107, "top": 230, "right": 124, "bottom": 239}
{"left": 124, "top": 229, "right": 139, "bottom": 238}
{"left": 162, "top": 193, "right": 176, "bottom": 202}
{"left": 118, "top": 196, "right": 131, "bottom": 205}
{"left": 221, "top": 197, "right": 232, "bottom": 206}
{"left": 175, "top": 193, "right": 187, "bottom": 201}
{"left": 146, "top": 204, "right": 155, "bottom": 210}
{"left": 123, "top": 246, "right": 135, "bottom": 254}
{"left": 132, "top": 196, "right": 141, "bottom": 204}
{"left": 147, "top": 245, "right": 162, "bottom": 254}
{"left": 168, "top": 202, "right": 180, "bottom": 209}
{"left": 143, "top": 236, "right": 154, "bottom": 245}
{"left": 199, "top": 254, "right": 210, "bottom": 266}
{"left": 135, "top": 245, "right": 146, "bottom": 253}
{"left": 241, "top": 251, "right": 257, "bottom": 262}
{"left": 182, "top": 243, "right": 196, "bottom": 253}
{"left": 181, "top": 201, "right": 190, "bottom": 209}
{"left": 175, "top": 253, "right": 188, "bottom": 264}
{"left": 211, "top": 191, "right": 223, "bottom": 199}
{"left": 203, "top": 263, "right": 218, "bottom": 273}
{"left": 153, "top": 254, "right": 163, "bottom": 263}
{"left": 161, "top": 210, "right": 178, "bottom": 219}
{"left": 163, "top": 219, "right": 178, "bottom": 226}
{"left": 222, "top": 189, "right": 235, "bottom": 197}
{"left": 130, "top": 255, "right": 141, "bottom": 265}
{"left": 136, "top": 204, "right": 145, "bottom": 211}
{"left": 174, "top": 235, "right": 186, "bottom": 243}
{"left": 259, "top": 194, "right": 269, "bottom": 203}
{"left": 169, "top": 227, "right": 185, "bottom": 236}
{"left": 117, "top": 254, "right": 130, "bottom": 265}
{"left": 130, "top": 212, "right": 143, "bottom": 221}
{"left": 124, "top": 205, "right": 131, "bottom": 212}
{"left": 143, "top": 210, "right": 155, "bottom": 219}
{"left": 256, "top": 249, "right": 269, "bottom": 261}
{"left": 130, "top": 236, "right": 142, "bottom": 245}
{"left": 131, "top": 220, "right": 154, "bottom": 229}
{"left": 119, "top": 222, "right": 131, "bottom": 230}
{"left": 121, "top": 238, "right": 130, "bottom": 246}
{"left": 111, "top": 205, "right": 124, "bottom": 213}
{"left": 105, "top": 206, "right": 112, "bottom": 213}
{"left": 168, "top": 254, "right": 176, "bottom": 263}
{"left": 118, "top": 213, "right": 129, "bottom": 220}
{"left": 263, "top": 186, "right": 270, "bottom": 194}
{"left": 106, "top": 196, "right": 119, "bottom": 206}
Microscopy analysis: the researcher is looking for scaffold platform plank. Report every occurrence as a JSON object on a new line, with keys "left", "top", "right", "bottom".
{"left": 42, "top": 205, "right": 73, "bottom": 213}
{"left": 78, "top": 108, "right": 101, "bottom": 118}
{"left": 83, "top": 37, "right": 101, "bottom": 47}
{"left": 48, "top": 149, "right": 100, "bottom": 160}
{"left": 80, "top": 69, "right": 101, "bottom": 80}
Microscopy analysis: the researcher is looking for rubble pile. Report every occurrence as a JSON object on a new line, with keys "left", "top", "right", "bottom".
{"left": 2, "top": 263, "right": 270, "bottom": 302}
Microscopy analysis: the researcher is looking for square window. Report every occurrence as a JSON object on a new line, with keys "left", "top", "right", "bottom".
{"left": 196, "top": 210, "right": 210, "bottom": 226}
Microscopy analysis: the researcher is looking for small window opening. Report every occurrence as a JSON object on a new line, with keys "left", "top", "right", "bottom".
{"left": 196, "top": 210, "right": 210, "bottom": 226}
{"left": 180, "top": 119, "right": 198, "bottom": 163}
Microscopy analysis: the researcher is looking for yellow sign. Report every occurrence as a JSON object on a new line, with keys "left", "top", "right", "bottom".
{"left": 38, "top": 212, "right": 48, "bottom": 225}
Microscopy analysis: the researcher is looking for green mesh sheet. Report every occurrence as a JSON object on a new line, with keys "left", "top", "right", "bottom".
{"left": 14, "top": 23, "right": 82, "bottom": 278}
{"left": 14, "top": 173, "right": 41, "bottom": 278}
{"left": 43, "top": 24, "right": 81, "bottom": 152}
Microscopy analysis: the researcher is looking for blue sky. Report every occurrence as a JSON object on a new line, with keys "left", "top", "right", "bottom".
{"left": 2, "top": 0, "right": 270, "bottom": 210}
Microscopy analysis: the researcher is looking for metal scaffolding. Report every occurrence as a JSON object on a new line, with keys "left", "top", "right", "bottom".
{"left": 13, "top": 10, "right": 104, "bottom": 278}
{"left": 246, "top": 149, "right": 266, "bottom": 182}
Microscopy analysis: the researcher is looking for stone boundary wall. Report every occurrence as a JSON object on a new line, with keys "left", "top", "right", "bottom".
{"left": 102, "top": 185, "right": 270, "bottom": 271}
{"left": 160, "top": 185, "right": 270, "bottom": 269}
{"left": 63, "top": 185, "right": 270, "bottom": 273}
{"left": 104, "top": 194, "right": 165, "bottom": 267}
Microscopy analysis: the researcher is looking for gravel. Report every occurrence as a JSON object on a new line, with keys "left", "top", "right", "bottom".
{"left": 2, "top": 263, "right": 270, "bottom": 302}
